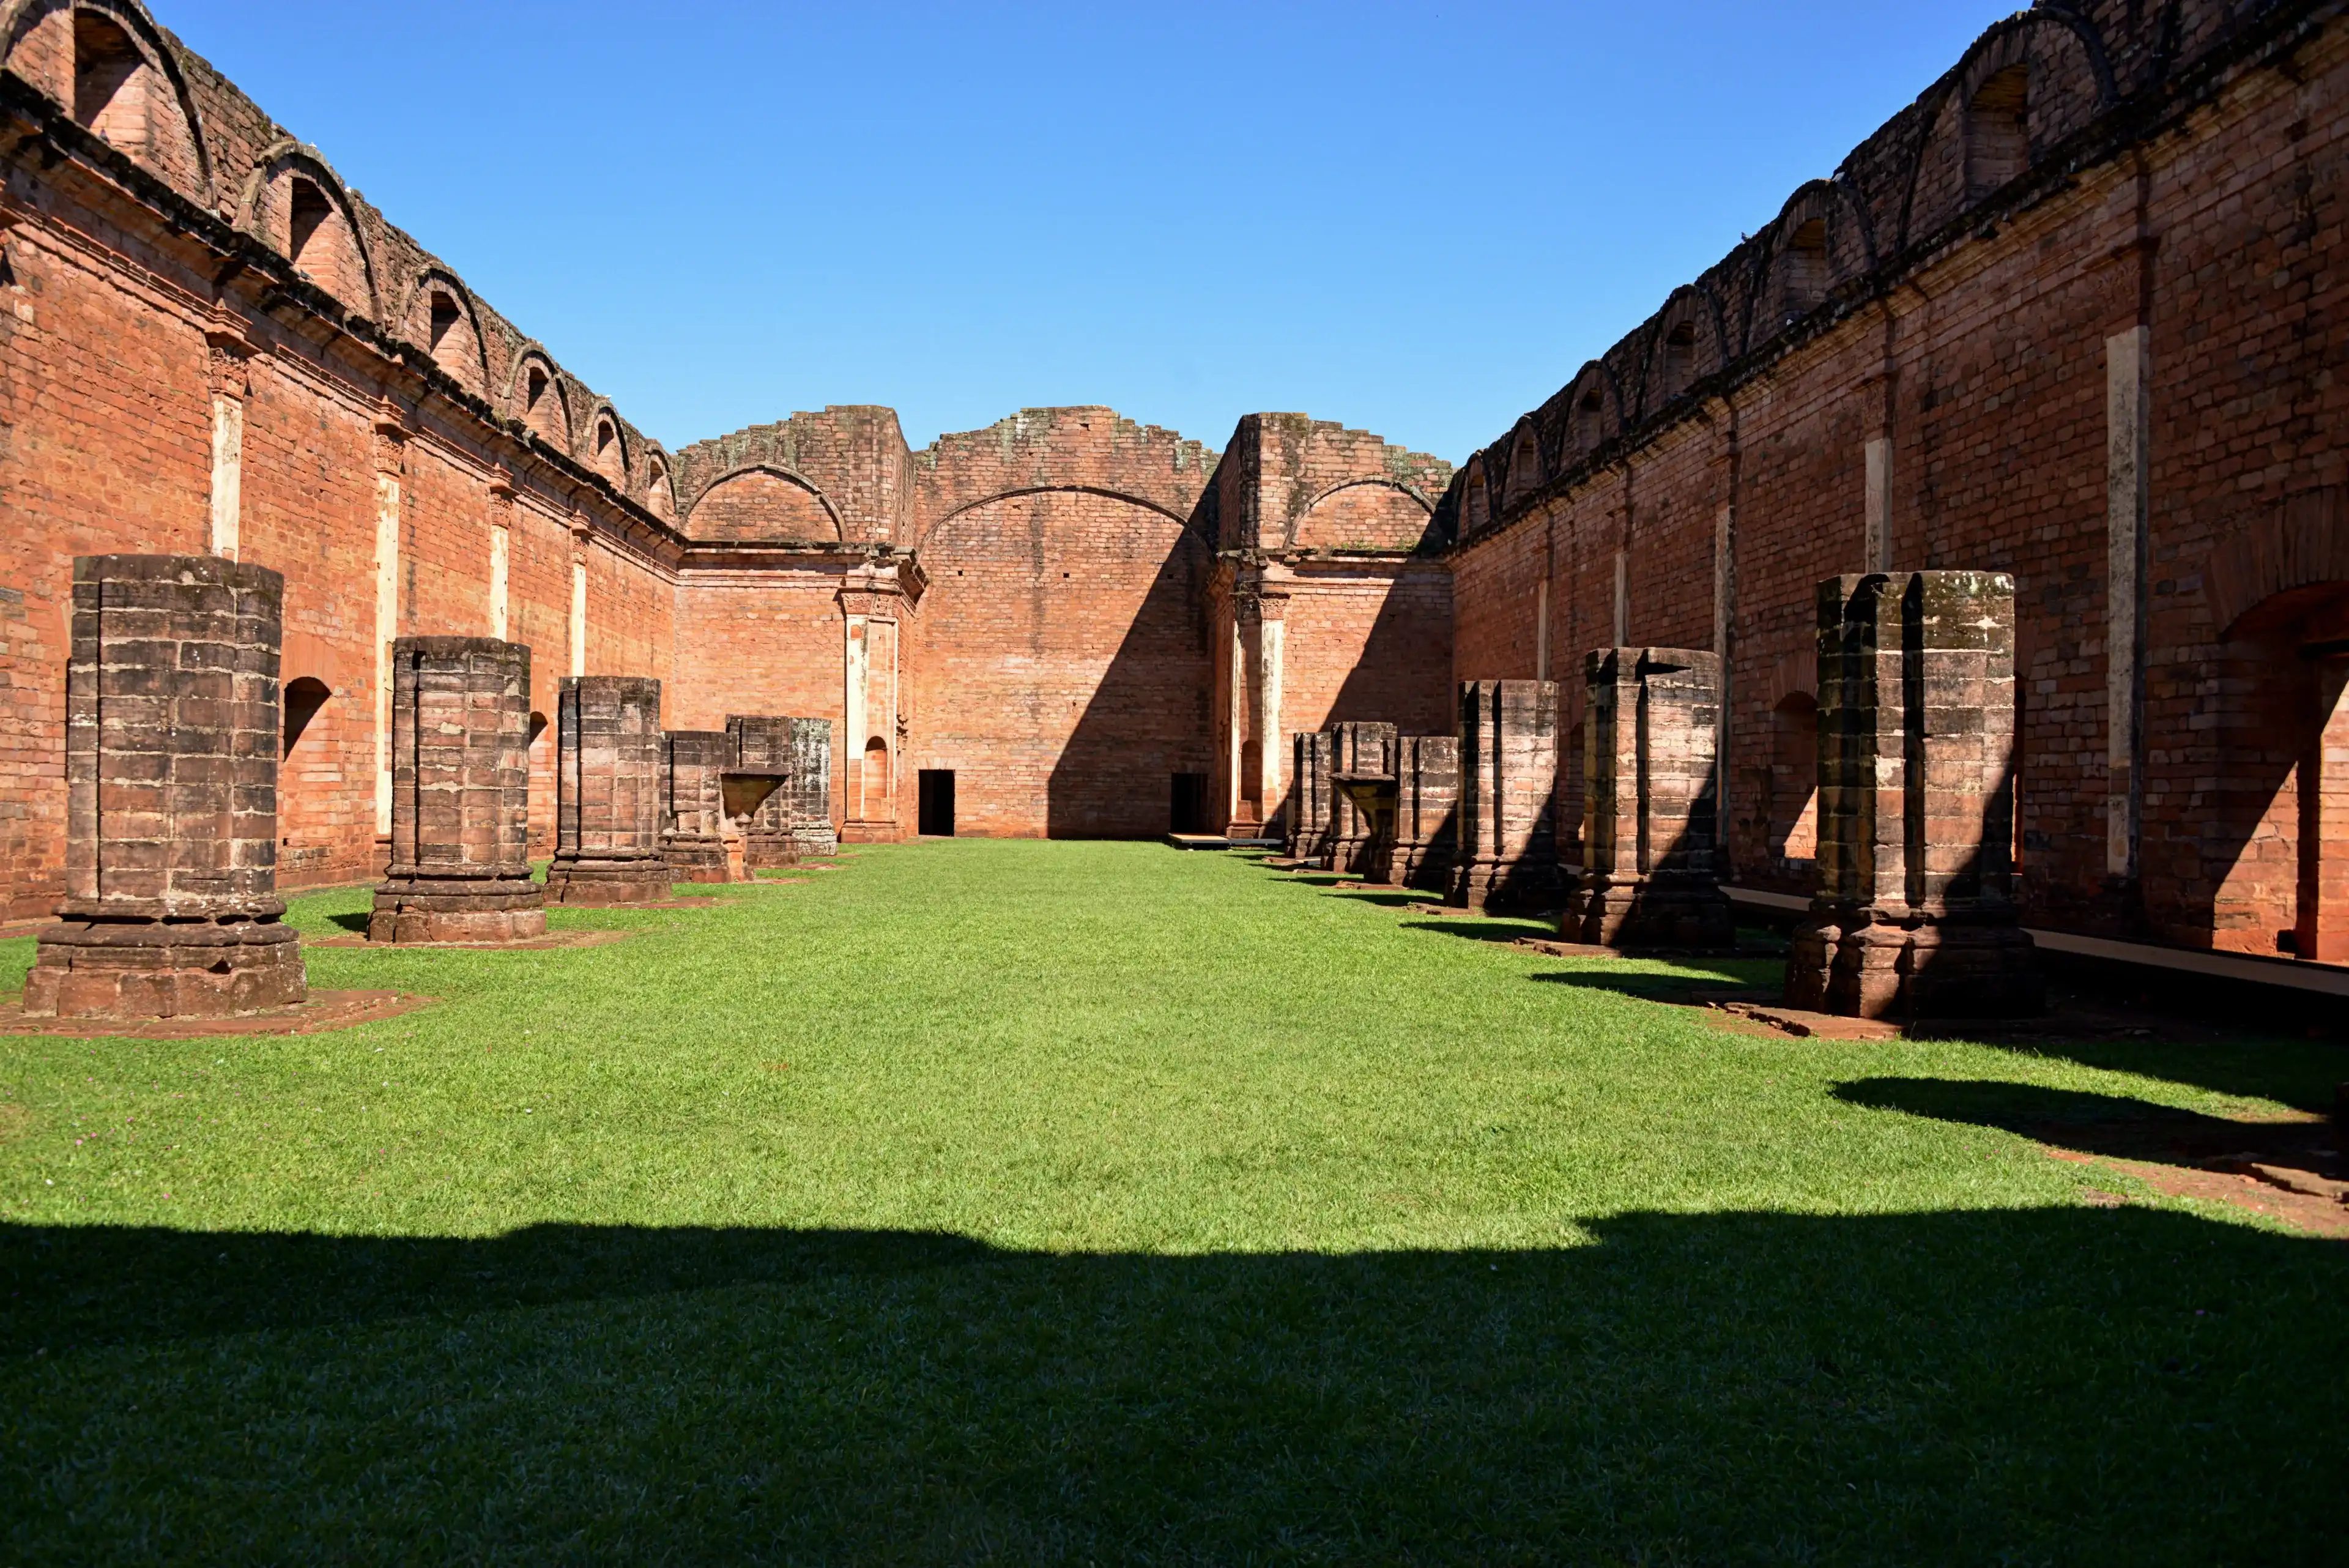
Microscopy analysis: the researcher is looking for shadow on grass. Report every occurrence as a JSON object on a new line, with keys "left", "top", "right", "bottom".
{"left": 1951, "top": 1033, "right": 2349, "bottom": 1120}
{"left": 326, "top": 912, "right": 369, "bottom": 934}
{"left": 3, "top": 1207, "right": 2343, "bottom": 1559}
{"left": 1398, "top": 918, "right": 1556, "bottom": 945}
{"left": 1321, "top": 888, "right": 1420, "bottom": 909}
{"left": 1835, "top": 1077, "right": 2336, "bottom": 1167}
{"left": 1529, "top": 969, "right": 1762, "bottom": 1001}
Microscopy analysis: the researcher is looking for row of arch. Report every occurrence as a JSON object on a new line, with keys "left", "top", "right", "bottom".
{"left": 1451, "top": 4, "right": 2148, "bottom": 537}
{"left": 0, "top": 0, "right": 675, "bottom": 517}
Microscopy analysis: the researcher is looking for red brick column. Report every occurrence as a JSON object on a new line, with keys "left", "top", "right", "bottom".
{"left": 662, "top": 730, "right": 732, "bottom": 883}
{"left": 727, "top": 715, "right": 799, "bottom": 868}
{"left": 548, "top": 676, "right": 669, "bottom": 905}
{"left": 1326, "top": 722, "right": 1398, "bottom": 876}
{"left": 1396, "top": 735, "right": 1461, "bottom": 892}
{"left": 1565, "top": 647, "right": 1734, "bottom": 949}
{"left": 1286, "top": 732, "right": 1332, "bottom": 862}
{"left": 368, "top": 637, "right": 546, "bottom": 943}
{"left": 1785, "top": 572, "right": 2041, "bottom": 1018}
{"left": 1453, "top": 680, "right": 1562, "bottom": 913}
{"left": 24, "top": 555, "right": 306, "bottom": 1018}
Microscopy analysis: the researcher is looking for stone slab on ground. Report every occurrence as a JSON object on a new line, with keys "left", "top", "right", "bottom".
{"left": 0, "top": 990, "right": 430, "bottom": 1039}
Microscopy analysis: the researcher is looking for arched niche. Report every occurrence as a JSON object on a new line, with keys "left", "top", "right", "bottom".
{"left": 1501, "top": 421, "right": 1544, "bottom": 511}
{"left": 237, "top": 143, "right": 374, "bottom": 319}
{"left": 1759, "top": 180, "right": 1875, "bottom": 336}
{"left": 644, "top": 454, "right": 677, "bottom": 524}
{"left": 1566, "top": 363, "right": 1620, "bottom": 459}
{"left": 1644, "top": 286, "right": 1728, "bottom": 414}
{"left": 1900, "top": 12, "right": 2116, "bottom": 245}
{"left": 403, "top": 269, "right": 488, "bottom": 398}
{"left": 1460, "top": 458, "right": 1492, "bottom": 538}
{"left": 686, "top": 464, "right": 842, "bottom": 542}
{"left": 507, "top": 349, "right": 569, "bottom": 450}
{"left": 588, "top": 410, "right": 628, "bottom": 488}
{"left": 1, "top": 1, "right": 210, "bottom": 201}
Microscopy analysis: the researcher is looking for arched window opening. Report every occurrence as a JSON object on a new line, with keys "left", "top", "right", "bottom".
{"left": 281, "top": 677, "right": 332, "bottom": 759}
{"left": 1505, "top": 430, "right": 1542, "bottom": 508}
{"left": 1573, "top": 387, "right": 1605, "bottom": 455}
{"left": 1781, "top": 218, "right": 1828, "bottom": 322}
{"left": 1768, "top": 692, "right": 1819, "bottom": 882}
{"left": 1965, "top": 65, "right": 2030, "bottom": 203}
{"left": 522, "top": 363, "right": 565, "bottom": 445}
{"left": 1463, "top": 465, "right": 1491, "bottom": 536}
{"left": 428, "top": 291, "right": 461, "bottom": 355}
{"left": 73, "top": 12, "right": 152, "bottom": 159}
{"left": 288, "top": 178, "right": 331, "bottom": 267}
{"left": 1660, "top": 322, "right": 1697, "bottom": 401}
{"left": 646, "top": 460, "right": 675, "bottom": 522}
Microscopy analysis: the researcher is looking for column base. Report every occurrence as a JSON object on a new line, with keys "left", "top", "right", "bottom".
{"left": 841, "top": 819, "right": 900, "bottom": 844}
{"left": 23, "top": 915, "right": 307, "bottom": 1019}
{"left": 1786, "top": 908, "right": 2043, "bottom": 1019}
{"left": 795, "top": 827, "right": 841, "bottom": 859}
{"left": 368, "top": 872, "right": 548, "bottom": 943}
{"left": 744, "top": 831, "right": 798, "bottom": 870}
{"left": 661, "top": 835, "right": 733, "bottom": 884}
{"left": 545, "top": 855, "right": 674, "bottom": 906}
{"left": 1565, "top": 873, "right": 1736, "bottom": 951}
{"left": 1453, "top": 858, "right": 1562, "bottom": 915}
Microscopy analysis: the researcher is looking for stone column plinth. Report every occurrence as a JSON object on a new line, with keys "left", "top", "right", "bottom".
{"left": 1565, "top": 647, "right": 1735, "bottom": 950}
{"left": 1396, "top": 735, "right": 1461, "bottom": 891}
{"left": 1326, "top": 722, "right": 1398, "bottom": 876}
{"left": 662, "top": 730, "right": 733, "bottom": 883}
{"left": 1287, "top": 731, "right": 1332, "bottom": 862}
{"left": 727, "top": 715, "right": 800, "bottom": 868}
{"left": 790, "top": 717, "right": 837, "bottom": 857}
{"left": 1453, "top": 680, "right": 1562, "bottom": 912}
{"left": 547, "top": 675, "right": 669, "bottom": 905}
{"left": 368, "top": 637, "right": 545, "bottom": 943}
{"left": 24, "top": 555, "right": 306, "bottom": 1017}
{"left": 1784, "top": 572, "right": 2043, "bottom": 1019}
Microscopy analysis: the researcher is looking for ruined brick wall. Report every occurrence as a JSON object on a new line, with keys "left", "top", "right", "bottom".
{"left": 1445, "top": 0, "right": 2349, "bottom": 958}
{"left": 908, "top": 409, "right": 1217, "bottom": 838}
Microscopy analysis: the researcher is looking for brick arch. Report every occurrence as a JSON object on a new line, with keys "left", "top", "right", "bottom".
{"left": 1897, "top": 10, "right": 2117, "bottom": 250}
{"left": 233, "top": 141, "right": 376, "bottom": 320}
{"left": 920, "top": 484, "right": 1201, "bottom": 552}
{"left": 1500, "top": 418, "right": 1545, "bottom": 510}
{"left": 585, "top": 403, "right": 631, "bottom": 487}
{"left": 1565, "top": 360, "right": 1625, "bottom": 458}
{"left": 640, "top": 444, "right": 677, "bottom": 524}
{"left": 1459, "top": 455, "right": 1494, "bottom": 538}
{"left": 685, "top": 462, "right": 844, "bottom": 541}
{"left": 2206, "top": 487, "right": 2349, "bottom": 638}
{"left": 1, "top": 0, "right": 211, "bottom": 201}
{"left": 1641, "top": 283, "right": 1728, "bottom": 416}
{"left": 1756, "top": 179, "right": 1876, "bottom": 340}
{"left": 1285, "top": 477, "right": 1436, "bottom": 551}
{"left": 502, "top": 344, "right": 571, "bottom": 451}
{"left": 396, "top": 265, "right": 491, "bottom": 399}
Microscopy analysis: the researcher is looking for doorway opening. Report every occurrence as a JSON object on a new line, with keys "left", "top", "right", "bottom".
{"left": 1170, "top": 772, "right": 1209, "bottom": 835}
{"left": 918, "top": 770, "right": 956, "bottom": 837}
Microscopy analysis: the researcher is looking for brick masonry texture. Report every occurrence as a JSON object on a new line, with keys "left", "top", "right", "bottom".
{"left": 1454, "top": 680, "right": 1562, "bottom": 913}
{"left": 1325, "top": 721, "right": 1397, "bottom": 877}
{"left": 1394, "top": 735, "right": 1460, "bottom": 892}
{"left": 24, "top": 554, "right": 305, "bottom": 1017}
{"left": 1, "top": 1, "right": 2346, "bottom": 972}
{"left": 660, "top": 729, "right": 731, "bottom": 883}
{"left": 369, "top": 635, "right": 545, "bottom": 943}
{"left": 1565, "top": 648, "right": 1735, "bottom": 951}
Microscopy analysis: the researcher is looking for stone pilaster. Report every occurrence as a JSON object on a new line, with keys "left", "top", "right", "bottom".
{"left": 369, "top": 637, "right": 546, "bottom": 942}
{"left": 1453, "top": 680, "right": 1562, "bottom": 913}
{"left": 1395, "top": 735, "right": 1460, "bottom": 891}
{"left": 790, "top": 717, "right": 837, "bottom": 857}
{"left": 24, "top": 555, "right": 306, "bottom": 1017}
{"left": 1784, "top": 572, "right": 2042, "bottom": 1019}
{"left": 1564, "top": 648, "right": 1735, "bottom": 949}
{"left": 547, "top": 675, "right": 669, "bottom": 905}
{"left": 727, "top": 715, "right": 800, "bottom": 868}
{"left": 661, "top": 730, "right": 733, "bottom": 883}
{"left": 1326, "top": 722, "right": 1398, "bottom": 877}
{"left": 1287, "top": 730, "right": 1332, "bottom": 862}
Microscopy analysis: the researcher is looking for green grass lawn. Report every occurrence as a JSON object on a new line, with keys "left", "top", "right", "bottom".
{"left": 1, "top": 839, "right": 2343, "bottom": 1563}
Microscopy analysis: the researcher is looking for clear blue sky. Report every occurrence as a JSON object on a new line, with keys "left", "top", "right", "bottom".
{"left": 161, "top": 2, "right": 2016, "bottom": 461}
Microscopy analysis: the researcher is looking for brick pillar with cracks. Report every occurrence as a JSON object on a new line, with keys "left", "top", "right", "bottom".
{"left": 727, "top": 715, "right": 799, "bottom": 868}
{"left": 662, "top": 730, "right": 732, "bottom": 883}
{"left": 24, "top": 555, "right": 307, "bottom": 1018}
{"left": 1565, "top": 647, "right": 1735, "bottom": 950}
{"left": 548, "top": 675, "right": 669, "bottom": 905}
{"left": 1453, "top": 680, "right": 1562, "bottom": 913}
{"left": 1785, "top": 572, "right": 2043, "bottom": 1019}
{"left": 368, "top": 636, "right": 545, "bottom": 943}
{"left": 1326, "top": 721, "right": 1398, "bottom": 877}
{"left": 1395, "top": 734, "right": 1460, "bottom": 891}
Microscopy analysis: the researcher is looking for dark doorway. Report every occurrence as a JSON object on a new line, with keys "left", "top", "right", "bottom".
{"left": 918, "top": 770, "right": 956, "bottom": 837}
{"left": 1170, "top": 772, "right": 1209, "bottom": 834}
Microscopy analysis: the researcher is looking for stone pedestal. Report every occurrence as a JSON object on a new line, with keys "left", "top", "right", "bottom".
{"left": 547, "top": 675, "right": 669, "bottom": 905}
{"left": 1326, "top": 723, "right": 1398, "bottom": 877}
{"left": 1395, "top": 735, "right": 1460, "bottom": 891}
{"left": 1453, "top": 679, "right": 1562, "bottom": 912}
{"left": 368, "top": 637, "right": 546, "bottom": 943}
{"left": 23, "top": 555, "right": 306, "bottom": 1017}
{"left": 1784, "top": 572, "right": 2043, "bottom": 1019}
{"left": 727, "top": 716, "right": 796, "bottom": 868}
{"left": 1564, "top": 647, "right": 1735, "bottom": 949}
{"left": 1287, "top": 731, "right": 1332, "bottom": 862}
{"left": 661, "top": 729, "right": 733, "bottom": 883}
